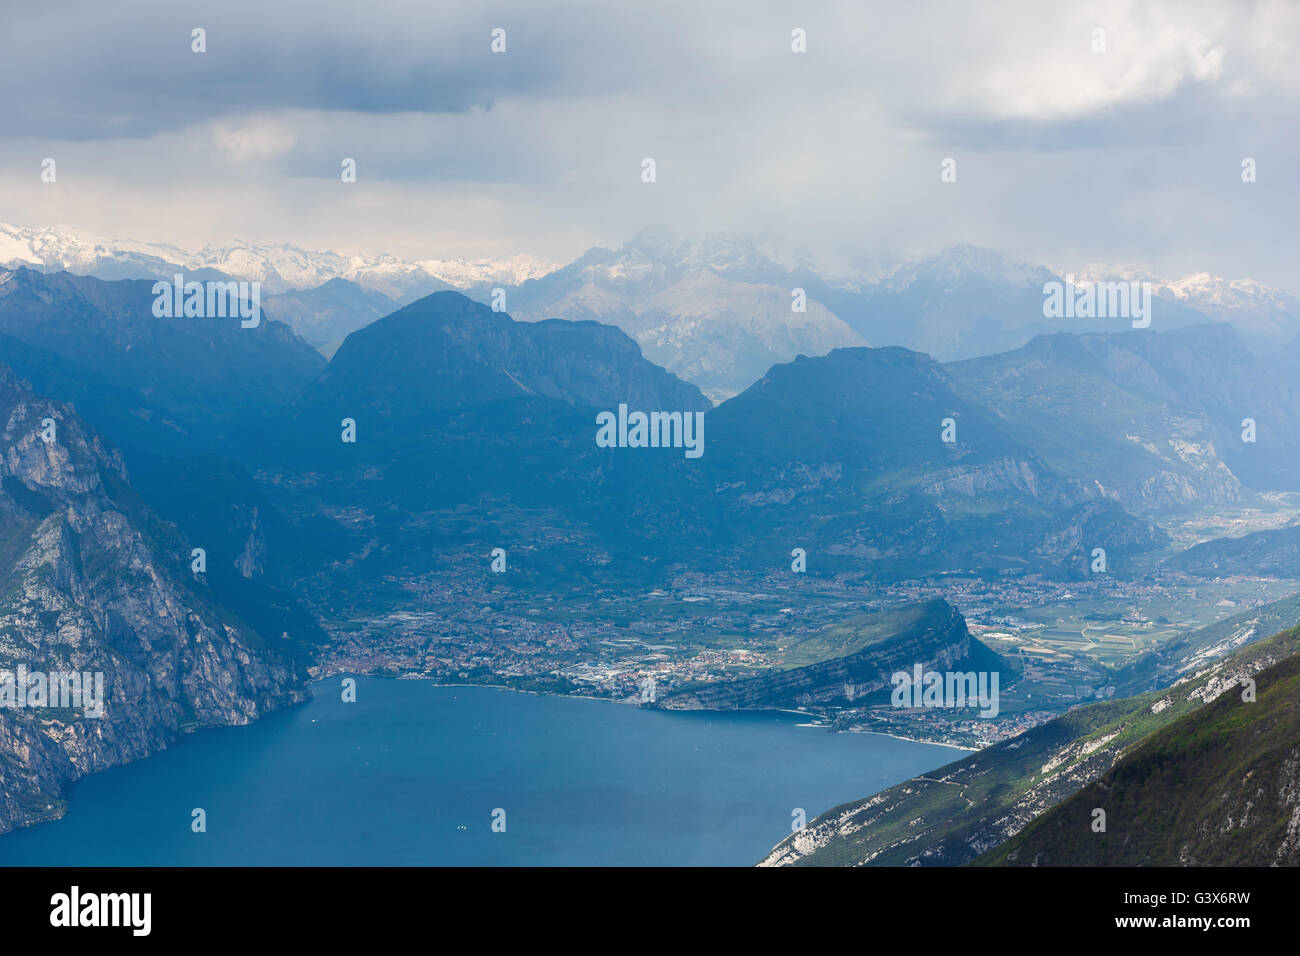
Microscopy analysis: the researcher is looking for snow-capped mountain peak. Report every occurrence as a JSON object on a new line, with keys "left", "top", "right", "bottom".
{"left": 1068, "top": 262, "right": 1300, "bottom": 347}
{"left": 0, "top": 222, "right": 558, "bottom": 296}
{"left": 882, "top": 243, "right": 1055, "bottom": 292}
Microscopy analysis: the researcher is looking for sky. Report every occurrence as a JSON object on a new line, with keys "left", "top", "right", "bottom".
{"left": 1, "top": 0, "right": 1297, "bottom": 288}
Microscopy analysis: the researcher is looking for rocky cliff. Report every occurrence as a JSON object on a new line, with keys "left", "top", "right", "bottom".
{"left": 659, "top": 599, "right": 1002, "bottom": 711}
{"left": 0, "top": 365, "right": 309, "bottom": 834}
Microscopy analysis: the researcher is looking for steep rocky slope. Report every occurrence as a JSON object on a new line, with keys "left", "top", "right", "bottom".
{"left": 760, "top": 612, "right": 1300, "bottom": 866}
{"left": 0, "top": 366, "right": 309, "bottom": 834}
{"left": 983, "top": 633, "right": 1300, "bottom": 866}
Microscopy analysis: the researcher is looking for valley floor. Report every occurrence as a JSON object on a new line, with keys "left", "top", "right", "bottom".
{"left": 305, "top": 557, "right": 1299, "bottom": 750}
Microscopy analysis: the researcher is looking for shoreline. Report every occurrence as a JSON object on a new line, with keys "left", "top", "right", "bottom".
{"left": 323, "top": 672, "right": 975, "bottom": 750}
{"left": 846, "top": 727, "right": 976, "bottom": 752}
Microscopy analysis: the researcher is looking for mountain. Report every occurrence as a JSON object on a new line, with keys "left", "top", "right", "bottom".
{"left": 760, "top": 608, "right": 1300, "bottom": 866}
{"left": 192, "top": 242, "right": 553, "bottom": 301}
{"left": 851, "top": 244, "right": 1062, "bottom": 360}
{"left": 20, "top": 222, "right": 1296, "bottom": 406}
{"left": 0, "top": 366, "right": 310, "bottom": 834}
{"left": 501, "top": 231, "right": 866, "bottom": 401}
{"left": 689, "top": 346, "right": 1168, "bottom": 578}
{"left": 0, "top": 268, "right": 333, "bottom": 653}
{"left": 1164, "top": 523, "right": 1300, "bottom": 580}
{"left": 848, "top": 244, "right": 1215, "bottom": 363}
{"left": 263, "top": 278, "right": 397, "bottom": 351}
{"left": 124, "top": 452, "right": 334, "bottom": 651}
{"left": 0, "top": 223, "right": 211, "bottom": 284}
{"left": 982, "top": 632, "right": 1300, "bottom": 866}
{"left": 610, "top": 270, "right": 865, "bottom": 404}
{"left": 947, "top": 323, "right": 1300, "bottom": 511}
{"left": 0, "top": 222, "right": 556, "bottom": 297}
{"left": 292, "top": 290, "right": 709, "bottom": 430}
{"left": 0, "top": 267, "right": 325, "bottom": 460}
{"left": 1074, "top": 264, "right": 1300, "bottom": 352}
{"left": 1109, "top": 593, "right": 1300, "bottom": 697}
{"left": 659, "top": 599, "right": 1005, "bottom": 710}
{"left": 261, "top": 291, "right": 715, "bottom": 589}
{"left": 269, "top": 298, "right": 1168, "bottom": 586}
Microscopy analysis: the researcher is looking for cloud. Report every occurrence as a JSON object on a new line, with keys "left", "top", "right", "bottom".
{"left": 0, "top": 0, "right": 665, "bottom": 141}
{"left": 211, "top": 118, "right": 297, "bottom": 164}
{"left": 0, "top": 0, "right": 1296, "bottom": 290}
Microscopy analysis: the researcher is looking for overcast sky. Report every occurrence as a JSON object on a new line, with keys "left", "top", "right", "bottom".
{"left": 1, "top": 0, "right": 1297, "bottom": 287}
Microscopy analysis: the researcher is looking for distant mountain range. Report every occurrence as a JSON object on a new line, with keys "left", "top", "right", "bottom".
{"left": 7, "top": 222, "right": 1300, "bottom": 402}
{"left": 949, "top": 323, "right": 1300, "bottom": 511}
{"left": 263, "top": 278, "right": 398, "bottom": 353}
{"left": 10, "top": 268, "right": 1298, "bottom": 590}
{"left": 0, "top": 222, "right": 556, "bottom": 297}
{"left": 5, "top": 264, "right": 1297, "bottom": 589}
{"left": 259, "top": 290, "right": 1173, "bottom": 583}
{"left": 1073, "top": 263, "right": 1300, "bottom": 351}
{"left": 0, "top": 266, "right": 324, "bottom": 459}
{"left": 498, "top": 231, "right": 867, "bottom": 402}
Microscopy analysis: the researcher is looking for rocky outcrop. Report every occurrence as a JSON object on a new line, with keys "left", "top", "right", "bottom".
{"left": 659, "top": 600, "right": 1002, "bottom": 711}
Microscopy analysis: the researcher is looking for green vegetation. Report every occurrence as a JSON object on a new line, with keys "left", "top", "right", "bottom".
{"left": 980, "top": 627, "right": 1300, "bottom": 866}
{"left": 778, "top": 603, "right": 937, "bottom": 669}
{"left": 767, "top": 611, "right": 1300, "bottom": 866}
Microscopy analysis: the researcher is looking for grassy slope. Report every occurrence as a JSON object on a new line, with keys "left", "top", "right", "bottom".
{"left": 762, "top": 609, "right": 1300, "bottom": 866}
{"left": 978, "top": 628, "right": 1300, "bottom": 866}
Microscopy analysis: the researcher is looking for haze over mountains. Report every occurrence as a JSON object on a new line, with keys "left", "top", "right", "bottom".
{"left": 2, "top": 227, "right": 1298, "bottom": 859}
{"left": 6, "top": 222, "right": 1300, "bottom": 403}
{"left": 0, "top": 267, "right": 324, "bottom": 460}
{"left": 0, "top": 222, "right": 556, "bottom": 298}
{"left": 256, "top": 290, "right": 1178, "bottom": 584}
{"left": 498, "top": 232, "right": 868, "bottom": 402}
{"left": 949, "top": 324, "right": 1300, "bottom": 512}
{"left": 1, "top": 264, "right": 1294, "bottom": 592}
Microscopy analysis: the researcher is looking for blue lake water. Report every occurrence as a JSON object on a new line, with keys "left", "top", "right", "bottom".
{"left": 0, "top": 678, "right": 966, "bottom": 866}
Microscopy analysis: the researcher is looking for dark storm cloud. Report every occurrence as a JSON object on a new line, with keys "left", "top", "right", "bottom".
{"left": 0, "top": 0, "right": 655, "bottom": 140}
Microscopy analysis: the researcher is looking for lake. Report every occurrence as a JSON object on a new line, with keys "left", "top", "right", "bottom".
{"left": 0, "top": 677, "right": 966, "bottom": 866}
